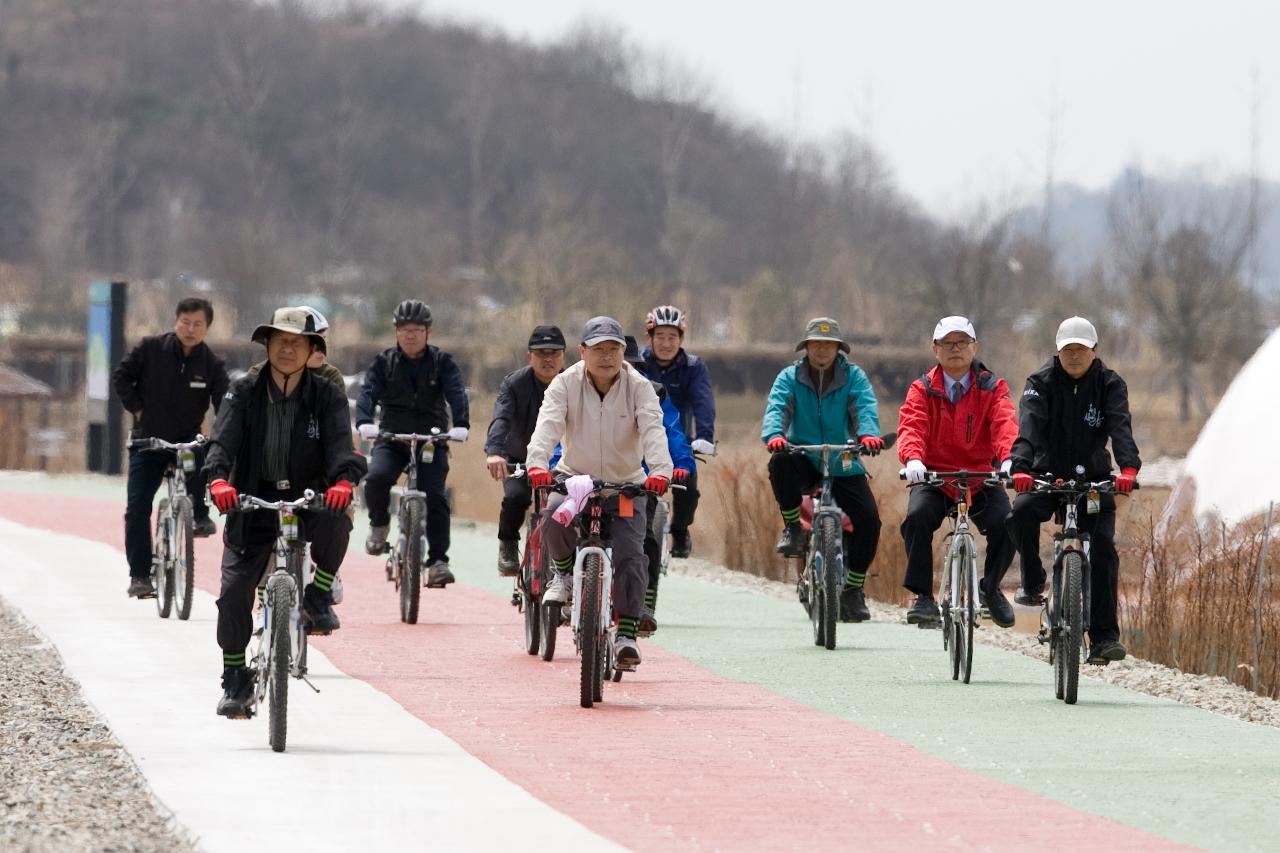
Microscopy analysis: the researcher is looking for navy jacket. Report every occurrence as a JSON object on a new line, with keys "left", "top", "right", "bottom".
{"left": 484, "top": 365, "right": 552, "bottom": 462}
{"left": 639, "top": 347, "right": 715, "bottom": 442}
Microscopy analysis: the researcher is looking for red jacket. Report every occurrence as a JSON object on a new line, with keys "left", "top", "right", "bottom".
{"left": 897, "top": 364, "right": 1018, "bottom": 483}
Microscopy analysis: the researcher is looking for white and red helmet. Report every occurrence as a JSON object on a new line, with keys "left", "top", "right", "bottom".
{"left": 645, "top": 304, "right": 687, "bottom": 335}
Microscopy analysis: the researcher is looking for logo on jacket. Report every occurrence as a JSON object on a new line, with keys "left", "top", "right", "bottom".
{"left": 306, "top": 415, "right": 320, "bottom": 439}
{"left": 1023, "top": 388, "right": 1040, "bottom": 398}
{"left": 1083, "top": 403, "right": 1103, "bottom": 428}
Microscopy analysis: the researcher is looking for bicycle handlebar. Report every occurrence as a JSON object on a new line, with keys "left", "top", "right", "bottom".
{"left": 900, "top": 470, "right": 1008, "bottom": 487}
{"left": 537, "top": 478, "right": 681, "bottom": 498}
{"left": 783, "top": 442, "right": 881, "bottom": 456}
{"left": 127, "top": 435, "right": 207, "bottom": 452}
{"left": 381, "top": 431, "right": 457, "bottom": 445}
{"left": 237, "top": 489, "right": 321, "bottom": 512}
{"left": 1029, "top": 478, "right": 1138, "bottom": 495}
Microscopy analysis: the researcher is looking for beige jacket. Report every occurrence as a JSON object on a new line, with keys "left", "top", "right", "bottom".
{"left": 526, "top": 361, "right": 673, "bottom": 484}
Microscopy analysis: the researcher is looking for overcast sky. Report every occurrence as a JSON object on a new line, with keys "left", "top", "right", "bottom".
{"left": 373, "top": 0, "right": 1278, "bottom": 218}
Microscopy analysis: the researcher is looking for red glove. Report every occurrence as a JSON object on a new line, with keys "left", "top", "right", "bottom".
{"left": 1115, "top": 467, "right": 1138, "bottom": 495}
{"left": 645, "top": 474, "right": 670, "bottom": 496}
{"left": 859, "top": 435, "right": 884, "bottom": 454}
{"left": 1012, "top": 473, "right": 1034, "bottom": 494}
{"left": 325, "top": 481, "right": 353, "bottom": 512}
{"left": 209, "top": 479, "right": 238, "bottom": 513}
{"left": 672, "top": 468, "right": 689, "bottom": 483}
{"left": 767, "top": 436, "right": 788, "bottom": 453}
{"left": 527, "top": 467, "right": 553, "bottom": 488}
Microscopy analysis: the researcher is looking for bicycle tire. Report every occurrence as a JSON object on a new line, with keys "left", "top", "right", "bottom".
{"left": 400, "top": 500, "right": 424, "bottom": 624}
{"left": 173, "top": 497, "right": 195, "bottom": 621}
{"left": 592, "top": 630, "right": 606, "bottom": 702}
{"left": 521, "top": 523, "right": 542, "bottom": 655}
{"left": 579, "top": 554, "right": 601, "bottom": 708}
{"left": 153, "top": 500, "right": 173, "bottom": 618}
{"left": 1061, "top": 552, "right": 1084, "bottom": 705}
{"left": 540, "top": 602, "right": 559, "bottom": 661}
{"left": 945, "top": 551, "right": 959, "bottom": 680}
{"left": 266, "top": 573, "right": 293, "bottom": 753}
{"left": 960, "top": 535, "right": 976, "bottom": 684}
{"left": 289, "top": 542, "right": 308, "bottom": 676}
{"left": 816, "top": 515, "right": 840, "bottom": 650}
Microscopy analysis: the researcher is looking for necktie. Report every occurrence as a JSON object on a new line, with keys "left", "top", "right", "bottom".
{"left": 950, "top": 382, "right": 964, "bottom": 405}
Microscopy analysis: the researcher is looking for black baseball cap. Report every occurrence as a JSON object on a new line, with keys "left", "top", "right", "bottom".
{"left": 527, "top": 324, "right": 566, "bottom": 351}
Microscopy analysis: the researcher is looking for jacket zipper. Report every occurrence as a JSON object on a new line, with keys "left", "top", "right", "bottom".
{"left": 966, "top": 414, "right": 973, "bottom": 442}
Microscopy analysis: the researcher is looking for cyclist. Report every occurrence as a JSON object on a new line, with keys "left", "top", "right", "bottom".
{"left": 1006, "top": 316, "right": 1141, "bottom": 665}
{"left": 641, "top": 304, "right": 716, "bottom": 557}
{"left": 624, "top": 335, "right": 695, "bottom": 634}
{"left": 525, "top": 317, "right": 672, "bottom": 669}
{"left": 112, "top": 296, "right": 230, "bottom": 599}
{"left": 204, "top": 307, "right": 366, "bottom": 718}
{"left": 897, "top": 316, "right": 1020, "bottom": 627}
{"left": 356, "top": 299, "right": 470, "bottom": 588}
{"left": 762, "top": 317, "right": 883, "bottom": 623}
{"left": 484, "top": 324, "right": 567, "bottom": 576}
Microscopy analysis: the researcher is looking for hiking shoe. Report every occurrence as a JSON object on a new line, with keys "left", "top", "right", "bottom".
{"left": 127, "top": 576, "right": 156, "bottom": 599}
{"left": 1014, "top": 586, "right": 1045, "bottom": 607}
{"left": 365, "top": 524, "right": 390, "bottom": 555}
{"left": 840, "top": 587, "right": 870, "bottom": 623}
{"left": 775, "top": 523, "right": 804, "bottom": 558}
{"left": 907, "top": 593, "right": 941, "bottom": 626}
{"left": 544, "top": 571, "right": 572, "bottom": 605}
{"left": 302, "top": 584, "right": 340, "bottom": 635}
{"left": 670, "top": 530, "right": 692, "bottom": 558}
{"left": 639, "top": 605, "right": 658, "bottom": 636}
{"left": 193, "top": 517, "right": 217, "bottom": 538}
{"left": 614, "top": 635, "right": 641, "bottom": 670}
{"left": 216, "top": 666, "right": 254, "bottom": 718}
{"left": 426, "top": 560, "right": 455, "bottom": 588}
{"left": 1087, "top": 640, "right": 1127, "bottom": 665}
{"left": 498, "top": 540, "right": 519, "bottom": 577}
{"left": 981, "top": 583, "right": 1015, "bottom": 628}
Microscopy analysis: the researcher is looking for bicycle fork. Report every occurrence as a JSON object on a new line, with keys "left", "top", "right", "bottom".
{"left": 569, "top": 545, "right": 612, "bottom": 636}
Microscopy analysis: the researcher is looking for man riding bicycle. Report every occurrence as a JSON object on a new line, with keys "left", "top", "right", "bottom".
{"left": 525, "top": 317, "right": 672, "bottom": 670}
{"left": 897, "top": 316, "right": 1019, "bottom": 627}
{"left": 641, "top": 304, "right": 716, "bottom": 557}
{"left": 112, "top": 296, "right": 230, "bottom": 599}
{"left": 204, "top": 308, "right": 366, "bottom": 717}
{"left": 484, "top": 325, "right": 566, "bottom": 576}
{"left": 1006, "top": 316, "right": 1140, "bottom": 665}
{"left": 763, "top": 317, "right": 883, "bottom": 623}
{"left": 356, "top": 299, "right": 470, "bottom": 588}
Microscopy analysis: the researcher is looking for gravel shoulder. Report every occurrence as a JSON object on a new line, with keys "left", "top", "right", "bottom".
{"left": 0, "top": 600, "right": 197, "bottom": 853}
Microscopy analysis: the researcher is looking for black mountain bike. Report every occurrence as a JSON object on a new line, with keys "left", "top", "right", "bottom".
{"left": 128, "top": 434, "right": 205, "bottom": 620}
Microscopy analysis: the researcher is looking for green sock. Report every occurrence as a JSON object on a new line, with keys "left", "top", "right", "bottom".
{"left": 223, "top": 651, "right": 246, "bottom": 670}
{"left": 845, "top": 569, "right": 866, "bottom": 589}
{"left": 781, "top": 506, "right": 801, "bottom": 525}
{"left": 312, "top": 567, "right": 335, "bottom": 593}
{"left": 644, "top": 587, "right": 657, "bottom": 611}
{"left": 553, "top": 556, "right": 574, "bottom": 574}
{"left": 617, "top": 616, "right": 639, "bottom": 639}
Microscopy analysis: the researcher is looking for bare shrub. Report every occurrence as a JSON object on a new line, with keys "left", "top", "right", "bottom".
{"left": 704, "top": 446, "right": 789, "bottom": 581}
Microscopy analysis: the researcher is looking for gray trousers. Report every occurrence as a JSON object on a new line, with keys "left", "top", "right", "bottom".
{"left": 539, "top": 492, "right": 648, "bottom": 619}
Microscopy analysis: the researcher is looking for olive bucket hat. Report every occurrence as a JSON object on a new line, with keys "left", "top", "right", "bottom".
{"left": 251, "top": 306, "right": 327, "bottom": 351}
{"left": 795, "top": 317, "right": 850, "bottom": 354}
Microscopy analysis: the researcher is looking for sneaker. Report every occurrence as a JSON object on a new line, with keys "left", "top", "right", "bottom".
{"left": 426, "top": 560, "right": 455, "bottom": 588}
{"left": 775, "top": 522, "right": 804, "bottom": 558}
{"left": 639, "top": 605, "right": 658, "bottom": 636}
{"left": 365, "top": 524, "right": 390, "bottom": 555}
{"left": 193, "top": 517, "right": 217, "bottom": 538}
{"left": 614, "top": 635, "right": 641, "bottom": 670}
{"left": 127, "top": 576, "right": 156, "bottom": 599}
{"left": 216, "top": 666, "right": 254, "bottom": 718}
{"left": 907, "top": 593, "right": 941, "bottom": 626}
{"left": 1014, "top": 586, "right": 1045, "bottom": 607}
{"left": 497, "top": 540, "right": 519, "bottom": 577}
{"left": 981, "top": 583, "right": 1015, "bottom": 628}
{"left": 840, "top": 587, "right": 870, "bottom": 623}
{"left": 670, "top": 530, "right": 692, "bottom": 558}
{"left": 543, "top": 571, "right": 572, "bottom": 605}
{"left": 302, "top": 584, "right": 340, "bottom": 635}
{"left": 1087, "top": 640, "right": 1127, "bottom": 665}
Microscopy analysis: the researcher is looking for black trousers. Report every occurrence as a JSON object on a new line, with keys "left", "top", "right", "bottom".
{"left": 671, "top": 470, "right": 699, "bottom": 533}
{"left": 540, "top": 493, "right": 648, "bottom": 619}
{"left": 216, "top": 501, "right": 352, "bottom": 657}
{"left": 900, "top": 484, "right": 1014, "bottom": 595}
{"left": 768, "top": 453, "right": 881, "bottom": 578}
{"left": 644, "top": 495, "right": 662, "bottom": 593}
{"left": 124, "top": 446, "right": 210, "bottom": 578}
{"left": 1007, "top": 491, "right": 1120, "bottom": 644}
{"left": 498, "top": 475, "right": 533, "bottom": 542}
{"left": 365, "top": 442, "right": 451, "bottom": 564}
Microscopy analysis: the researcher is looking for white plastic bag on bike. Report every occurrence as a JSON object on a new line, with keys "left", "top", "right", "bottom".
{"left": 552, "top": 474, "right": 596, "bottom": 525}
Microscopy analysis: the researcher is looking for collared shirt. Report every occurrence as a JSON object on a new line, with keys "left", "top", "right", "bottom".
{"left": 262, "top": 377, "right": 299, "bottom": 482}
{"left": 943, "top": 369, "right": 973, "bottom": 404}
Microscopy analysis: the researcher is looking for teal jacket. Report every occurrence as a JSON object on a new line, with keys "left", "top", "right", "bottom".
{"left": 761, "top": 355, "right": 880, "bottom": 475}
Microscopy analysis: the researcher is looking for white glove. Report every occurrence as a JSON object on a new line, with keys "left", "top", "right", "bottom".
{"left": 1000, "top": 458, "right": 1013, "bottom": 477}
{"left": 903, "top": 459, "right": 928, "bottom": 484}
{"left": 358, "top": 423, "right": 380, "bottom": 441}
{"left": 448, "top": 426, "right": 469, "bottom": 442}
{"left": 691, "top": 438, "right": 715, "bottom": 456}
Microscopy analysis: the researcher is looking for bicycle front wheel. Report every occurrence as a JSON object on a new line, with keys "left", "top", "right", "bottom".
{"left": 816, "top": 515, "right": 840, "bottom": 650}
{"left": 579, "top": 554, "right": 601, "bottom": 708}
{"left": 959, "top": 536, "right": 976, "bottom": 684}
{"left": 173, "top": 497, "right": 195, "bottom": 621}
{"left": 521, "top": 522, "right": 542, "bottom": 655}
{"left": 400, "top": 500, "right": 424, "bottom": 624}
{"left": 153, "top": 500, "right": 173, "bottom": 619}
{"left": 266, "top": 573, "right": 293, "bottom": 753}
{"left": 1059, "top": 553, "right": 1084, "bottom": 705}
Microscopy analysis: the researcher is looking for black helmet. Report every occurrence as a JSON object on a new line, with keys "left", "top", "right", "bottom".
{"left": 393, "top": 299, "right": 432, "bottom": 327}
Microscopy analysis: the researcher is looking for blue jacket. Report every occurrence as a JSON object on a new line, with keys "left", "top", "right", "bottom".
{"left": 761, "top": 355, "right": 880, "bottom": 475}
{"left": 640, "top": 347, "right": 715, "bottom": 442}
{"left": 551, "top": 394, "right": 694, "bottom": 473}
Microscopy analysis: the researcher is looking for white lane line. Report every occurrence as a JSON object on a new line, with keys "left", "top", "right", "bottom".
{"left": 0, "top": 518, "right": 619, "bottom": 853}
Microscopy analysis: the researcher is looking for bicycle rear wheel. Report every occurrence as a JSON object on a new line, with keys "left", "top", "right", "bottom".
{"left": 1059, "top": 553, "right": 1084, "bottom": 704}
{"left": 153, "top": 500, "right": 173, "bottom": 619}
{"left": 521, "top": 522, "right": 542, "bottom": 655}
{"left": 266, "top": 573, "right": 293, "bottom": 753}
{"left": 173, "top": 497, "right": 195, "bottom": 621}
{"left": 816, "top": 515, "right": 840, "bottom": 650}
{"left": 540, "top": 602, "right": 559, "bottom": 661}
{"left": 579, "top": 554, "right": 601, "bottom": 708}
{"left": 400, "top": 501, "right": 424, "bottom": 624}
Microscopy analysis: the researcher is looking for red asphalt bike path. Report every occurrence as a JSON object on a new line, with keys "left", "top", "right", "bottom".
{"left": 0, "top": 491, "right": 1182, "bottom": 852}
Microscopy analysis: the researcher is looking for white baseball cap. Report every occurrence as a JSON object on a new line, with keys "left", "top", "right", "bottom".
{"left": 1055, "top": 316, "right": 1098, "bottom": 350}
{"left": 933, "top": 316, "right": 976, "bottom": 341}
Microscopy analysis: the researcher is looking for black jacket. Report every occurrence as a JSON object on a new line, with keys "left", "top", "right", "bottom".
{"left": 111, "top": 333, "right": 229, "bottom": 442}
{"left": 355, "top": 345, "right": 469, "bottom": 434}
{"left": 484, "top": 365, "right": 553, "bottom": 461}
{"left": 204, "top": 368, "right": 367, "bottom": 547}
{"left": 1009, "top": 357, "right": 1141, "bottom": 480}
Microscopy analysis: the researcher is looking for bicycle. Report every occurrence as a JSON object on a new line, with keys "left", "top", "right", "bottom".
{"left": 374, "top": 428, "right": 458, "bottom": 624}
{"left": 127, "top": 434, "right": 206, "bottom": 620}
{"left": 903, "top": 469, "right": 1006, "bottom": 684}
{"left": 238, "top": 489, "right": 325, "bottom": 753}
{"left": 504, "top": 464, "right": 552, "bottom": 657}
{"left": 1023, "top": 476, "right": 1134, "bottom": 705}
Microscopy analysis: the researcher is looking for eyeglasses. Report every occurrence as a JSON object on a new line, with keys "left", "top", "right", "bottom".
{"left": 934, "top": 339, "right": 974, "bottom": 351}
